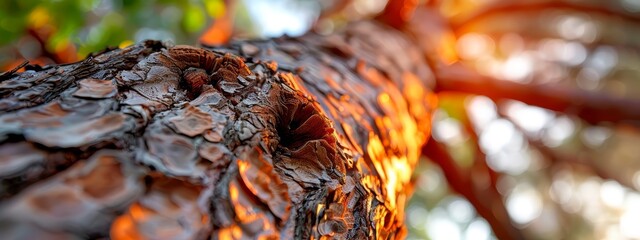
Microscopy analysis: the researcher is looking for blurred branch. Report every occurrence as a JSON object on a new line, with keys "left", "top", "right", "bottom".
{"left": 499, "top": 109, "right": 636, "bottom": 190}
{"left": 435, "top": 64, "right": 640, "bottom": 127}
{"left": 377, "top": 0, "right": 419, "bottom": 28}
{"left": 27, "top": 28, "right": 77, "bottom": 64}
{"left": 0, "top": 61, "right": 28, "bottom": 82}
{"left": 423, "top": 137, "right": 524, "bottom": 240}
{"left": 199, "top": 0, "right": 236, "bottom": 46}
{"left": 425, "top": 0, "right": 441, "bottom": 8}
{"left": 460, "top": 104, "right": 500, "bottom": 192}
{"left": 497, "top": 32, "right": 640, "bottom": 54}
{"left": 534, "top": 136, "right": 632, "bottom": 189}
{"left": 451, "top": 1, "right": 640, "bottom": 33}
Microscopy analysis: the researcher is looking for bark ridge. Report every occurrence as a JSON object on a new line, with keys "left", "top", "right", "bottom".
{"left": 0, "top": 21, "right": 435, "bottom": 239}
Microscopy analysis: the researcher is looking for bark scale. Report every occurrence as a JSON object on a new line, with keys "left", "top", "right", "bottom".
{"left": 0, "top": 21, "right": 435, "bottom": 239}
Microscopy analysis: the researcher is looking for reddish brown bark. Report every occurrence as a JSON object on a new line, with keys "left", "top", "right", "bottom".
{"left": 0, "top": 21, "right": 435, "bottom": 239}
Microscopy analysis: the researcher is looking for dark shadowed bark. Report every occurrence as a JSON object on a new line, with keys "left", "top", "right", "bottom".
{"left": 0, "top": 21, "right": 436, "bottom": 239}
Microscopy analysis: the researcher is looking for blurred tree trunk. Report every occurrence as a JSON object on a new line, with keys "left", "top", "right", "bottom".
{"left": 0, "top": 21, "right": 436, "bottom": 239}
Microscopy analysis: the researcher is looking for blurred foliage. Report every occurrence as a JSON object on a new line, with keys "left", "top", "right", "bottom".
{"left": 0, "top": 0, "right": 322, "bottom": 69}
{"left": 0, "top": 0, "right": 236, "bottom": 67}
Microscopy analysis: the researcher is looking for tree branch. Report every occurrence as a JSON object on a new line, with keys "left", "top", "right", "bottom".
{"left": 499, "top": 108, "right": 636, "bottom": 190}
{"left": 451, "top": 1, "right": 640, "bottom": 33}
{"left": 199, "top": 0, "right": 236, "bottom": 45}
{"left": 460, "top": 104, "right": 500, "bottom": 193}
{"left": 425, "top": 0, "right": 441, "bottom": 8}
{"left": 435, "top": 64, "right": 640, "bottom": 127}
{"left": 0, "top": 61, "right": 28, "bottom": 81}
{"left": 423, "top": 137, "right": 524, "bottom": 240}
{"left": 377, "top": 0, "right": 419, "bottom": 28}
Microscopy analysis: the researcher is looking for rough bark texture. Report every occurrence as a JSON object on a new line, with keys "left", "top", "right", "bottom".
{"left": 0, "top": 21, "right": 435, "bottom": 239}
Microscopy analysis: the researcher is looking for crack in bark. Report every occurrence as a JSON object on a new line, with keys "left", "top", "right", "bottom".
{"left": 0, "top": 21, "right": 436, "bottom": 239}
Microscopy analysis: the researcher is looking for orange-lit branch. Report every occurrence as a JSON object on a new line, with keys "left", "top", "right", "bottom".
{"left": 423, "top": 137, "right": 524, "bottom": 240}
{"left": 435, "top": 64, "right": 640, "bottom": 127}
{"left": 0, "top": 61, "right": 29, "bottom": 81}
{"left": 451, "top": 1, "right": 640, "bottom": 34}
{"left": 425, "top": 0, "right": 441, "bottom": 8}
{"left": 377, "top": 0, "right": 419, "bottom": 28}
{"left": 199, "top": 0, "right": 235, "bottom": 45}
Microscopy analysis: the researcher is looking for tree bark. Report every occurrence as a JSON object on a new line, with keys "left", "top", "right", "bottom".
{"left": 0, "top": 21, "right": 436, "bottom": 239}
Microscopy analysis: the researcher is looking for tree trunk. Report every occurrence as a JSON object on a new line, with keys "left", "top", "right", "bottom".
{"left": 0, "top": 21, "right": 435, "bottom": 239}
